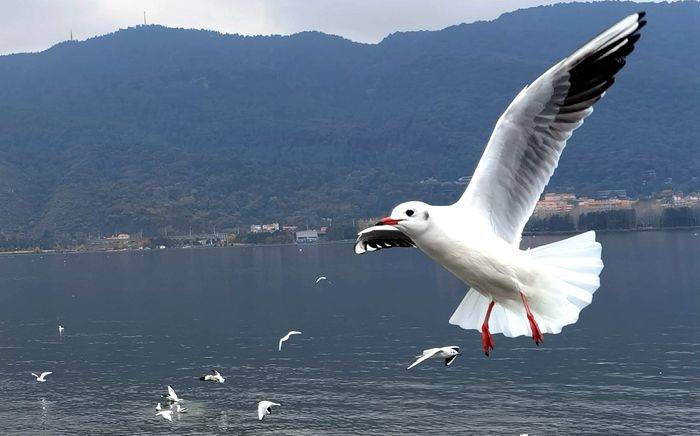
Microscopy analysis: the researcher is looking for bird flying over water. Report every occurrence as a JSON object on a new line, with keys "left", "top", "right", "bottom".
{"left": 315, "top": 276, "right": 327, "bottom": 284}
{"left": 355, "top": 13, "right": 646, "bottom": 355}
{"left": 200, "top": 369, "right": 225, "bottom": 383}
{"left": 407, "top": 346, "right": 460, "bottom": 369}
{"left": 278, "top": 331, "right": 302, "bottom": 351}
{"left": 31, "top": 372, "right": 52, "bottom": 382}
{"left": 257, "top": 401, "right": 280, "bottom": 421}
{"left": 163, "top": 385, "right": 182, "bottom": 403}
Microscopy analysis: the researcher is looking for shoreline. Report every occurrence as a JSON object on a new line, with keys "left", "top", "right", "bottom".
{"left": 0, "top": 226, "right": 698, "bottom": 257}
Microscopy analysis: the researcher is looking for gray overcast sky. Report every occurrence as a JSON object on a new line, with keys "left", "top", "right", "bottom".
{"left": 0, "top": 0, "right": 656, "bottom": 55}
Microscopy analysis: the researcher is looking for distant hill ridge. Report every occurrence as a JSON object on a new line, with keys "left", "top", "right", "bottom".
{"left": 0, "top": 1, "right": 697, "bottom": 235}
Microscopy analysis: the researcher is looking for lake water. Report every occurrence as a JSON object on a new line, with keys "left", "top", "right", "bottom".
{"left": 0, "top": 230, "right": 697, "bottom": 435}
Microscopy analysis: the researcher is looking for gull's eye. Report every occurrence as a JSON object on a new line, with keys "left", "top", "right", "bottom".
{"left": 405, "top": 209, "right": 415, "bottom": 217}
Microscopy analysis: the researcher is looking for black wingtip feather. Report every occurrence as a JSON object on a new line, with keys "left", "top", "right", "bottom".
{"left": 628, "top": 33, "right": 641, "bottom": 45}
{"left": 564, "top": 78, "right": 615, "bottom": 106}
{"left": 638, "top": 11, "right": 646, "bottom": 19}
{"left": 616, "top": 42, "right": 636, "bottom": 59}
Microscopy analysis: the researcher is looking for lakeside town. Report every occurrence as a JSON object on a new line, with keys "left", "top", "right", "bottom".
{"left": 1, "top": 189, "right": 698, "bottom": 255}
{"left": 528, "top": 189, "right": 700, "bottom": 231}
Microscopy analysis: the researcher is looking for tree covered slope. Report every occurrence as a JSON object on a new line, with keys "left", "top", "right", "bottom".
{"left": 0, "top": 1, "right": 697, "bottom": 235}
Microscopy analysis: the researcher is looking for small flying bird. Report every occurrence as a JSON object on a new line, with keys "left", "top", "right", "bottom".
{"left": 315, "top": 276, "right": 327, "bottom": 284}
{"left": 163, "top": 385, "right": 182, "bottom": 403}
{"left": 31, "top": 372, "right": 52, "bottom": 382}
{"left": 155, "top": 402, "right": 162, "bottom": 411}
{"left": 58, "top": 325, "right": 65, "bottom": 334}
{"left": 278, "top": 331, "right": 302, "bottom": 351}
{"left": 174, "top": 404, "right": 188, "bottom": 413}
{"left": 354, "top": 13, "right": 646, "bottom": 356}
{"left": 407, "top": 346, "right": 460, "bottom": 370}
{"left": 156, "top": 409, "right": 173, "bottom": 422}
{"left": 200, "top": 369, "right": 225, "bottom": 383}
{"left": 257, "top": 401, "right": 280, "bottom": 421}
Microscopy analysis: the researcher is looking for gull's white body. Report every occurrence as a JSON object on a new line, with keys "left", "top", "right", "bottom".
{"left": 257, "top": 401, "right": 280, "bottom": 421}
{"left": 175, "top": 404, "right": 188, "bottom": 413}
{"left": 58, "top": 325, "right": 64, "bottom": 334}
{"left": 407, "top": 346, "right": 460, "bottom": 369}
{"left": 156, "top": 410, "right": 173, "bottom": 421}
{"left": 355, "top": 13, "right": 646, "bottom": 341}
{"left": 408, "top": 208, "right": 602, "bottom": 336}
{"left": 31, "top": 371, "right": 52, "bottom": 382}
{"left": 414, "top": 208, "right": 527, "bottom": 301}
{"left": 278, "top": 331, "right": 302, "bottom": 351}
{"left": 200, "top": 369, "right": 225, "bottom": 383}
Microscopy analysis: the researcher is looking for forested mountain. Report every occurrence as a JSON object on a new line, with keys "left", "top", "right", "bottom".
{"left": 0, "top": 1, "right": 697, "bottom": 236}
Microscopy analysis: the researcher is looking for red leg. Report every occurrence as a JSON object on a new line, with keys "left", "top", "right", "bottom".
{"left": 520, "top": 292, "right": 544, "bottom": 345}
{"left": 481, "top": 301, "right": 495, "bottom": 356}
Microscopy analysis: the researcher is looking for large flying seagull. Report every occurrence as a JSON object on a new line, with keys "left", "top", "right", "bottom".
{"left": 355, "top": 13, "right": 646, "bottom": 355}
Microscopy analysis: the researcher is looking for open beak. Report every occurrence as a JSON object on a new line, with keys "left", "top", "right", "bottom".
{"left": 376, "top": 217, "right": 403, "bottom": 226}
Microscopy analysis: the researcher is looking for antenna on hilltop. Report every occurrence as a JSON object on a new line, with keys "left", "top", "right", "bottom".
{"left": 143, "top": 11, "right": 147, "bottom": 25}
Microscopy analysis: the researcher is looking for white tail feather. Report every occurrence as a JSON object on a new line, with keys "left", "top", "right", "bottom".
{"left": 449, "top": 231, "right": 603, "bottom": 338}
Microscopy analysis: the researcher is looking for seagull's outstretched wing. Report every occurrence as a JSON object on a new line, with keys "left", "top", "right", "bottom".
{"left": 456, "top": 13, "right": 646, "bottom": 246}
{"left": 407, "top": 348, "right": 440, "bottom": 370}
{"left": 354, "top": 225, "right": 415, "bottom": 254}
{"left": 40, "top": 372, "right": 52, "bottom": 379}
{"left": 278, "top": 337, "right": 285, "bottom": 351}
{"left": 167, "top": 385, "right": 177, "bottom": 400}
{"left": 278, "top": 331, "right": 300, "bottom": 351}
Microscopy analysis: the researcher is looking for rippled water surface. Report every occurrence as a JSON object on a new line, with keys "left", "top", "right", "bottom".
{"left": 0, "top": 230, "right": 698, "bottom": 434}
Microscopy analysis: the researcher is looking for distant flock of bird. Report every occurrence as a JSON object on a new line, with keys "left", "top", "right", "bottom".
{"left": 33, "top": 275, "right": 458, "bottom": 425}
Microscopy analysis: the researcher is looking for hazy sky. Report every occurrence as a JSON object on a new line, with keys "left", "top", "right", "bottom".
{"left": 0, "top": 0, "right": 657, "bottom": 55}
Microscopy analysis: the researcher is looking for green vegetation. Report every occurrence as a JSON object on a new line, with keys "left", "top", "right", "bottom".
{"left": 0, "top": 2, "right": 697, "bottom": 238}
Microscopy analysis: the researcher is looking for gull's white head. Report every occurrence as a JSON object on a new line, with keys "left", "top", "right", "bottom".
{"left": 444, "top": 347, "right": 460, "bottom": 357}
{"left": 377, "top": 201, "right": 432, "bottom": 237}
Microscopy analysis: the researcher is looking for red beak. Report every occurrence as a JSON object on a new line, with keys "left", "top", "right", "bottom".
{"left": 376, "top": 217, "right": 403, "bottom": 226}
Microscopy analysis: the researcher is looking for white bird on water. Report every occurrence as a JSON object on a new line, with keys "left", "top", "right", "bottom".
{"left": 163, "top": 385, "right": 182, "bottom": 403}
{"left": 200, "top": 369, "right": 225, "bottom": 383}
{"left": 31, "top": 372, "right": 52, "bottom": 382}
{"left": 278, "top": 331, "right": 302, "bottom": 351}
{"left": 156, "top": 409, "right": 173, "bottom": 422}
{"left": 257, "top": 401, "right": 280, "bottom": 421}
{"left": 58, "top": 325, "right": 64, "bottom": 334}
{"left": 155, "top": 402, "right": 162, "bottom": 411}
{"left": 355, "top": 13, "right": 646, "bottom": 356}
{"left": 174, "top": 403, "right": 188, "bottom": 413}
{"left": 407, "top": 346, "right": 460, "bottom": 370}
